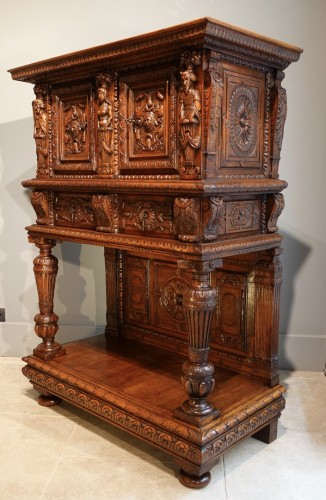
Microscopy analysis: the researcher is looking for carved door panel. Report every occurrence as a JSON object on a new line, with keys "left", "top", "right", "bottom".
{"left": 52, "top": 83, "right": 95, "bottom": 174}
{"left": 119, "top": 68, "right": 178, "bottom": 174}
{"left": 123, "top": 254, "right": 150, "bottom": 326}
{"left": 221, "top": 64, "right": 265, "bottom": 174}
{"left": 211, "top": 271, "right": 253, "bottom": 356}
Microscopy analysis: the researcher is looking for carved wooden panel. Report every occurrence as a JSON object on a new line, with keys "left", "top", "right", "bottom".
{"left": 54, "top": 193, "right": 96, "bottom": 228}
{"left": 153, "top": 261, "right": 190, "bottom": 336}
{"left": 221, "top": 64, "right": 264, "bottom": 172}
{"left": 119, "top": 68, "right": 177, "bottom": 174}
{"left": 123, "top": 255, "right": 150, "bottom": 325}
{"left": 212, "top": 271, "right": 249, "bottom": 353}
{"left": 218, "top": 198, "right": 261, "bottom": 235}
{"left": 120, "top": 196, "right": 173, "bottom": 237}
{"left": 52, "top": 83, "right": 95, "bottom": 173}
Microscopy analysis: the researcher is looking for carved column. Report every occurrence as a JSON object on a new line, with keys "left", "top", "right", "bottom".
{"left": 175, "top": 260, "right": 221, "bottom": 425}
{"left": 32, "top": 238, "right": 65, "bottom": 360}
{"left": 253, "top": 248, "right": 283, "bottom": 386}
{"left": 104, "top": 248, "right": 121, "bottom": 338}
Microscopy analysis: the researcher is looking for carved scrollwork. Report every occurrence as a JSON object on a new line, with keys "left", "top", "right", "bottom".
{"left": 96, "top": 72, "right": 114, "bottom": 174}
{"left": 33, "top": 85, "right": 49, "bottom": 176}
{"left": 267, "top": 193, "right": 285, "bottom": 233}
{"left": 54, "top": 194, "right": 96, "bottom": 228}
{"left": 179, "top": 51, "right": 202, "bottom": 177}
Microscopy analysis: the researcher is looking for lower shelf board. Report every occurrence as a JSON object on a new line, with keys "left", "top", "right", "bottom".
{"left": 22, "top": 334, "right": 285, "bottom": 483}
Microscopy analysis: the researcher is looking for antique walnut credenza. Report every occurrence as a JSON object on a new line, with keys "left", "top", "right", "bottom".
{"left": 9, "top": 18, "right": 302, "bottom": 488}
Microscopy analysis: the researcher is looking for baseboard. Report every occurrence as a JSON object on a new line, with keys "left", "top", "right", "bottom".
{"left": 1, "top": 323, "right": 325, "bottom": 372}
{"left": 279, "top": 334, "right": 326, "bottom": 371}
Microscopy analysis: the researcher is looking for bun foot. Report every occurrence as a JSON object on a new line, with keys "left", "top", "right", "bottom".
{"left": 177, "top": 469, "right": 211, "bottom": 489}
{"left": 37, "top": 394, "right": 62, "bottom": 407}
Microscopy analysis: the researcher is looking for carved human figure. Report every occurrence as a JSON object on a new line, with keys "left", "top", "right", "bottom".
{"left": 96, "top": 73, "right": 113, "bottom": 168}
{"left": 64, "top": 103, "right": 87, "bottom": 155}
{"left": 179, "top": 52, "right": 201, "bottom": 169}
{"left": 32, "top": 86, "right": 48, "bottom": 174}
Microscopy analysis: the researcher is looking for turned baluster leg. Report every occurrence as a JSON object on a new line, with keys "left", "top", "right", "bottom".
{"left": 32, "top": 238, "right": 65, "bottom": 360}
{"left": 175, "top": 260, "right": 221, "bottom": 426}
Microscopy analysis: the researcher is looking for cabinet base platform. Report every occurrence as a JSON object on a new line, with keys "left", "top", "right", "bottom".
{"left": 22, "top": 335, "right": 285, "bottom": 486}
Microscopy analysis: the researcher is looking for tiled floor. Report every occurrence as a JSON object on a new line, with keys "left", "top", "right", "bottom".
{"left": 0, "top": 357, "right": 325, "bottom": 500}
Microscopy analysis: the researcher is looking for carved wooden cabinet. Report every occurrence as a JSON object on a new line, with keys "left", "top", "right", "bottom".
{"left": 9, "top": 18, "right": 302, "bottom": 488}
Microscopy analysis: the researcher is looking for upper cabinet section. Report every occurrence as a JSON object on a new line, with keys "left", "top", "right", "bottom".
{"left": 9, "top": 17, "right": 302, "bottom": 182}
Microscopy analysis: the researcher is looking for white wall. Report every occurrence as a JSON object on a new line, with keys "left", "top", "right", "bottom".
{"left": 1, "top": 0, "right": 325, "bottom": 370}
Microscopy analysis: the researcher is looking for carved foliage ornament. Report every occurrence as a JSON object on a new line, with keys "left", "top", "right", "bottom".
{"left": 33, "top": 85, "right": 48, "bottom": 176}
{"left": 121, "top": 200, "right": 173, "bottom": 234}
{"left": 92, "top": 194, "right": 119, "bottom": 233}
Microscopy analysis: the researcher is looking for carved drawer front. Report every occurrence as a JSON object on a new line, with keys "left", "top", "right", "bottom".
{"left": 54, "top": 193, "right": 96, "bottom": 229}
{"left": 119, "top": 195, "right": 174, "bottom": 237}
{"left": 211, "top": 271, "right": 253, "bottom": 356}
{"left": 221, "top": 64, "right": 265, "bottom": 174}
{"left": 218, "top": 197, "right": 261, "bottom": 236}
{"left": 52, "top": 83, "right": 95, "bottom": 174}
{"left": 119, "top": 68, "right": 178, "bottom": 174}
{"left": 123, "top": 254, "right": 150, "bottom": 326}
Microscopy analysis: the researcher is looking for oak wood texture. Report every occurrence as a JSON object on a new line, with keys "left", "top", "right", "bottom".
{"left": 10, "top": 18, "right": 301, "bottom": 487}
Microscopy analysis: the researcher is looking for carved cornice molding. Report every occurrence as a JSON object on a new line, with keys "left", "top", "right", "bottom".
{"left": 9, "top": 19, "right": 302, "bottom": 83}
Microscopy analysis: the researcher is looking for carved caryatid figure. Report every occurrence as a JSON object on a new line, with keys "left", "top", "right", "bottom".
{"left": 96, "top": 73, "right": 113, "bottom": 172}
{"left": 32, "top": 85, "right": 48, "bottom": 175}
{"left": 179, "top": 51, "right": 201, "bottom": 173}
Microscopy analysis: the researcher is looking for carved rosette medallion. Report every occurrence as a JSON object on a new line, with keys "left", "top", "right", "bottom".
{"left": 179, "top": 51, "right": 202, "bottom": 177}
{"left": 96, "top": 73, "right": 114, "bottom": 174}
{"left": 229, "top": 85, "right": 258, "bottom": 157}
{"left": 33, "top": 85, "right": 49, "bottom": 176}
{"left": 160, "top": 276, "right": 189, "bottom": 322}
{"left": 92, "top": 194, "right": 119, "bottom": 232}
{"left": 218, "top": 200, "right": 260, "bottom": 235}
{"left": 121, "top": 200, "right": 173, "bottom": 234}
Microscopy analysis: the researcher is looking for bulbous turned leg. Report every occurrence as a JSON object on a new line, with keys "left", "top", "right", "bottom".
{"left": 175, "top": 261, "right": 221, "bottom": 426}
{"left": 32, "top": 239, "right": 65, "bottom": 360}
{"left": 178, "top": 469, "right": 211, "bottom": 489}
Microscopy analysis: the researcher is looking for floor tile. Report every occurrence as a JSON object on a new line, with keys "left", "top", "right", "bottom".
{"left": 43, "top": 456, "right": 226, "bottom": 500}
{"left": 280, "top": 371, "right": 326, "bottom": 433}
{"left": 224, "top": 430, "right": 326, "bottom": 500}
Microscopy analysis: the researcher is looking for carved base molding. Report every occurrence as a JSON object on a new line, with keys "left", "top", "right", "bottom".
{"left": 22, "top": 335, "right": 285, "bottom": 478}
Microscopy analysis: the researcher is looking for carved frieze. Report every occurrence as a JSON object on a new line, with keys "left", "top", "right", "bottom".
{"left": 96, "top": 73, "right": 114, "bottom": 175}
{"left": 92, "top": 194, "right": 118, "bottom": 232}
{"left": 32, "top": 85, "right": 49, "bottom": 176}
{"left": 54, "top": 194, "right": 96, "bottom": 228}
{"left": 120, "top": 199, "right": 173, "bottom": 234}
{"left": 179, "top": 51, "right": 202, "bottom": 178}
